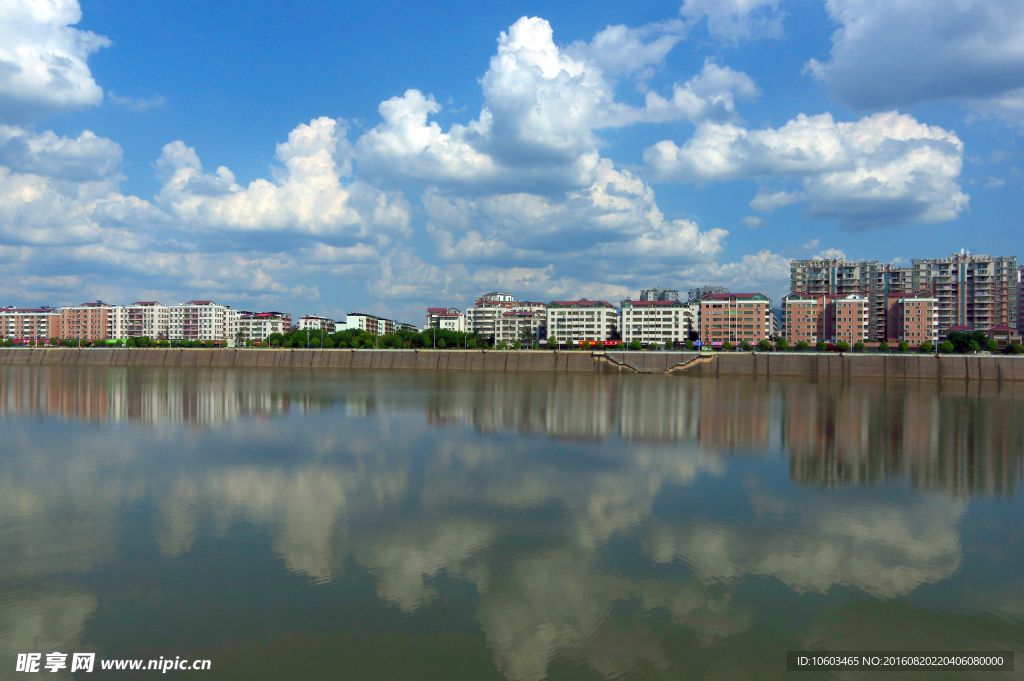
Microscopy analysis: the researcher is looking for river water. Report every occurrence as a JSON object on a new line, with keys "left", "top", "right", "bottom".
{"left": 1, "top": 365, "right": 1022, "bottom": 680}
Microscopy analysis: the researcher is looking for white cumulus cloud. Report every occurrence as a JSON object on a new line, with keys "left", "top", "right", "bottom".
{"left": 0, "top": 0, "right": 110, "bottom": 121}
{"left": 645, "top": 111, "right": 968, "bottom": 229}
{"left": 807, "top": 0, "right": 1024, "bottom": 119}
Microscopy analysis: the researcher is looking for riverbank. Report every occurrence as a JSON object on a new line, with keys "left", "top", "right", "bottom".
{"left": 0, "top": 348, "right": 1022, "bottom": 380}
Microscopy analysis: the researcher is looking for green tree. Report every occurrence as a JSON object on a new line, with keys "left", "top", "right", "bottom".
{"left": 546, "top": 337, "right": 557, "bottom": 349}
{"left": 796, "top": 340, "right": 809, "bottom": 352}
{"left": 438, "top": 338, "right": 448, "bottom": 349}
{"left": 775, "top": 338, "right": 789, "bottom": 351}
{"left": 1007, "top": 342, "right": 1023, "bottom": 355}
{"left": 758, "top": 339, "right": 772, "bottom": 352}
{"left": 514, "top": 340, "right": 522, "bottom": 349}
{"left": 985, "top": 339, "right": 998, "bottom": 353}
{"left": 836, "top": 341, "right": 850, "bottom": 352}
{"left": 939, "top": 340, "right": 954, "bottom": 353}
{"left": 878, "top": 340, "right": 889, "bottom": 353}
{"left": 740, "top": 340, "right": 752, "bottom": 352}
{"left": 815, "top": 341, "right": 826, "bottom": 352}
{"left": 853, "top": 341, "right": 866, "bottom": 353}
{"left": 919, "top": 340, "right": 934, "bottom": 353}
{"left": 722, "top": 340, "right": 733, "bottom": 351}
{"left": 898, "top": 340, "right": 909, "bottom": 353}
{"left": 967, "top": 339, "right": 980, "bottom": 353}
{"left": 684, "top": 339, "right": 693, "bottom": 350}
{"left": 629, "top": 340, "right": 642, "bottom": 351}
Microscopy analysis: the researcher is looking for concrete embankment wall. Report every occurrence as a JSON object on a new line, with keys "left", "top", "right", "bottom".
{"left": 679, "top": 353, "right": 1024, "bottom": 382}
{"left": 0, "top": 348, "right": 1022, "bottom": 380}
{"left": 0, "top": 348, "right": 609, "bottom": 373}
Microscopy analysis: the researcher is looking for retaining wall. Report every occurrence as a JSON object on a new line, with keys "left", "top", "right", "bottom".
{"left": 0, "top": 348, "right": 1021, "bottom": 380}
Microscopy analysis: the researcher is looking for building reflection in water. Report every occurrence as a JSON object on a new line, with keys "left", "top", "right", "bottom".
{"left": 1, "top": 366, "right": 1022, "bottom": 496}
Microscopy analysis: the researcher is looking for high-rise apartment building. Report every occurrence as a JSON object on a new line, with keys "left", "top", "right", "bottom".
{"left": 638, "top": 288, "right": 680, "bottom": 302}
{"left": 1018, "top": 266, "right": 1023, "bottom": 330}
{"left": 790, "top": 252, "right": 1017, "bottom": 339}
{"left": 237, "top": 312, "right": 288, "bottom": 342}
{"left": 897, "top": 297, "right": 939, "bottom": 345}
{"left": 698, "top": 293, "right": 771, "bottom": 347}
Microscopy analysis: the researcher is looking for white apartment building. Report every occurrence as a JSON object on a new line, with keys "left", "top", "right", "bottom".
{"left": 168, "top": 301, "right": 237, "bottom": 344}
{"left": 109, "top": 302, "right": 170, "bottom": 339}
{"left": 494, "top": 309, "right": 545, "bottom": 344}
{"left": 619, "top": 299, "right": 692, "bottom": 345}
{"left": 345, "top": 313, "right": 394, "bottom": 336}
{"left": 238, "top": 313, "right": 288, "bottom": 343}
{"left": 425, "top": 308, "right": 466, "bottom": 333}
{"left": 296, "top": 315, "right": 336, "bottom": 334}
{"left": 466, "top": 292, "right": 546, "bottom": 338}
{"left": 547, "top": 300, "right": 617, "bottom": 344}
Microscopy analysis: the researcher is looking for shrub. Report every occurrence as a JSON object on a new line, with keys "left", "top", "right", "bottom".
{"left": 1008, "top": 342, "right": 1023, "bottom": 355}
{"left": 629, "top": 340, "right": 642, "bottom": 351}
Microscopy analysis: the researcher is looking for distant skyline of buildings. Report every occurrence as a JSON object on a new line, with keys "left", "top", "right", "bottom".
{"left": 2, "top": 252, "right": 1019, "bottom": 348}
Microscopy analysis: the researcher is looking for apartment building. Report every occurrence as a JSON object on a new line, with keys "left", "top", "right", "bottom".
{"left": 109, "top": 302, "right": 170, "bottom": 339}
{"left": 494, "top": 309, "right": 545, "bottom": 344}
{"left": 547, "top": 300, "right": 617, "bottom": 344}
{"left": 1018, "top": 266, "right": 1022, "bottom": 330}
{"left": 425, "top": 308, "right": 466, "bottom": 333}
{"left": 296, "top": 315, "right": 336, "bottom": 334}
{"left": 238, "top": 312, "right": 288, "bottom": 342}
{"left": 167, "top": 301, "right": 236, "bottom": 343}
{"left": 59, "top": 302, "right": 114, "bottom": 340}
{"left": 790, "top": 252, "right": 1018, "bottom": 338}
{"left": 639, "top": 288, "right": 679, "bottom": 302}
{"left": 897, "top": 296, "right": 938, "bottom": 345}
{"left": 466, "top": 292, "right": 546, "bottom": 338}
{"left": 833, "top": 293, "right": 869, "bottom": 345}
{"left": 687, "top": 286, "right": 728, "bottom": 302}
{"left": 0, "top": 307, "right": 60, "bottom": 341}
{"left": 783, "top": 295, "right": 824, "bottom": 344}
{"left": 344, "top": 313, "right": 394, "bottom": 336}
{"left": 620, "top": 299, "right": 692, "bottom": 345}
{"left": 698, "top": 293, "right": 771, "bottom": 347}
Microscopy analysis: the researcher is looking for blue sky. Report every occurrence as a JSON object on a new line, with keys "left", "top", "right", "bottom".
{"left": 1, "top": 0, "right": 1021, "bottom": 323}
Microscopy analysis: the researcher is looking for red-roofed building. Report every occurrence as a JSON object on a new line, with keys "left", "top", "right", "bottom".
{"left": 495, "top": 309, "right": 545, "bottom": 344}
{"left": 297, "top": 315, "right": 335, "bottom": 334}
{"left": 425, "top": 307, "right": 466, "bottom": 333}
{"left": 1, "top": 307, "right": 60, "bottom": 342}
{"left": 547, "top": 300, "right": 617, "bottom": 344}
{"left": 987, "top": 324, "right": 1021, "bottom": 350}
{"left": 238, "top": 312, "right": 288, "bottom": 342}
{"left": 699, "top": 293, "right": 771, "bottom": 346}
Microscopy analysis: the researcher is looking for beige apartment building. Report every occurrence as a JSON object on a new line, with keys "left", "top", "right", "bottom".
{"left": 466, "top": 292, "right": 546, "bottom": 338}
{"left": 109, "top": 302, "right": 170, "bottom": 339}
{"left": 494, "top": 309, "right": 545, "bottom": 344}
{"left": 167, "top": 301, "right": 237, "bottom": 343}
{"left": 59, "top": 302, "right": 114, "bottom": 340}
{"left": 237, "top": 312, "right": 288, "bottom": 343}
{"left": 0, "top": 307, "right": 60, "bottom": 341}
{"left": 699, "top": 293, "right": 771, "bottom": 347}
{"left": 897, "top": 296, "right": 939, "bottom": 345}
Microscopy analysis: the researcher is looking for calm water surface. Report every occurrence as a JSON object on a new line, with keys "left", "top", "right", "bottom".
{"left": 1, "top": 366, "right": 1023, "bottom": 680}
